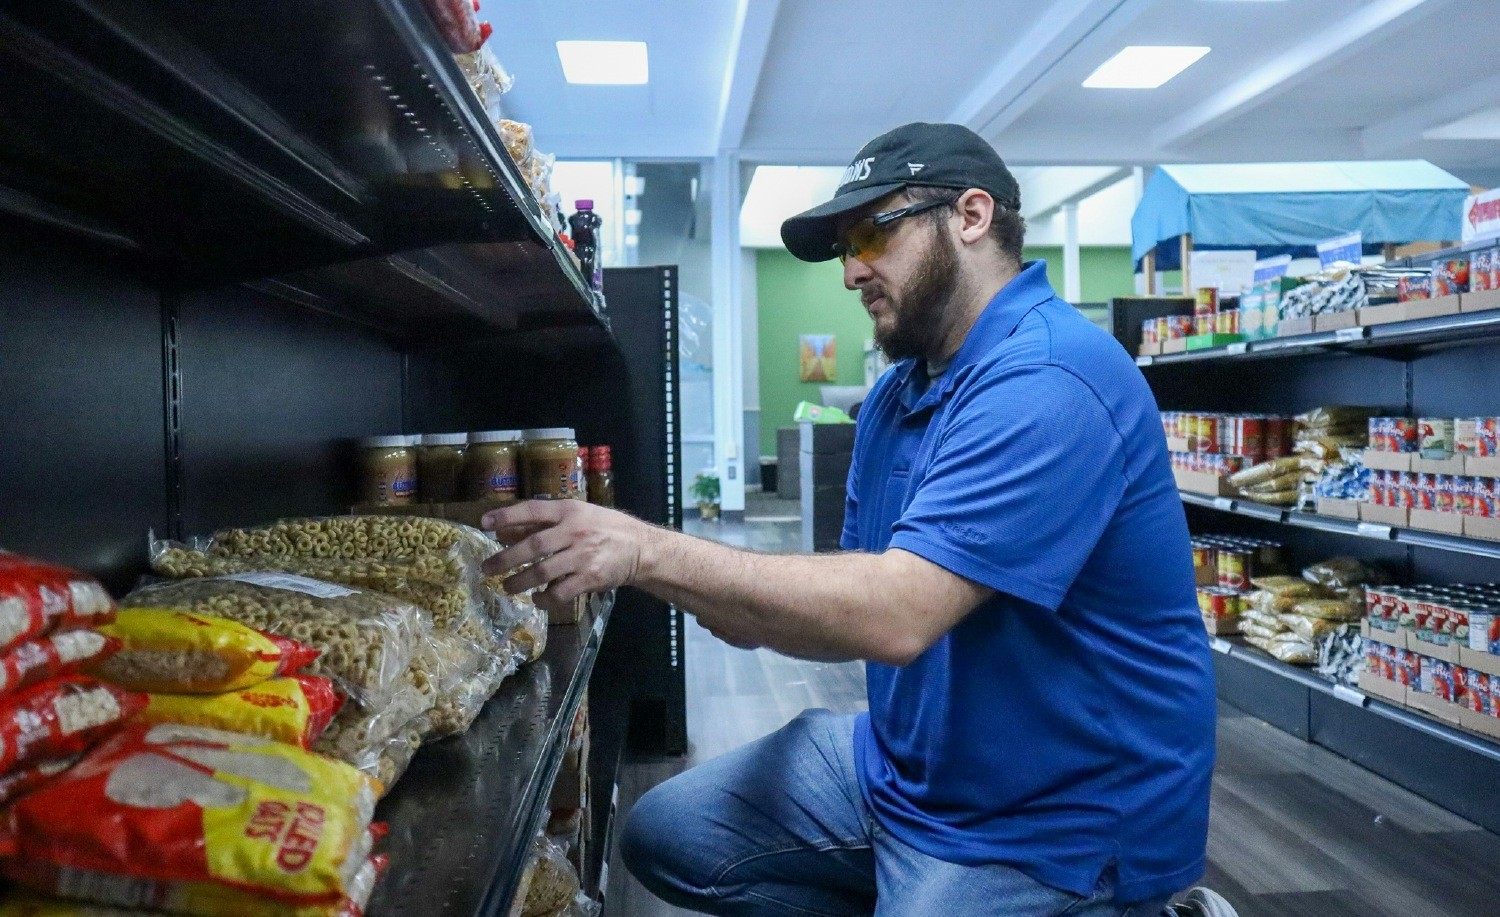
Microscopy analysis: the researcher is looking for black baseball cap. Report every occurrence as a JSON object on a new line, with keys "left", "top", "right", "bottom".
{"left": 780, "top": 122, "right": 1022, "bottom": 263}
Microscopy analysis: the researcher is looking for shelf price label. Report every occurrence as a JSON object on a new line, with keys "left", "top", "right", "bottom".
{"left": 1225, "top": 342, "right": 1248, "bottom": 355}
{"left": 1335, "top": 326, "right": 1368, "bottom": 343}
{"left": 1135, "top": 355, "right": 1153, "bottom": 367}
{"left": 1356, "top": 521, "right": 1394, "bottom": 540}
{"left": 1209, "top": 637, "right": 1232, "bottom": 654}
{"left": 1213, "top": 497, "right": 1235, "bottom": 512}
{"left": 1333, "top": 685, "right": 1367, "bottom": 707}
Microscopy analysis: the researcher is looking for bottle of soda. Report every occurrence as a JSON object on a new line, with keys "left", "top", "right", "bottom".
{"left": 568, "top": 200, "right": 603, "bottom": 292}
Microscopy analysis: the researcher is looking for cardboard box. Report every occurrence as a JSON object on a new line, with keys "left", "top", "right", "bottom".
{"left": 1359, "top": 670, "right": 1407, "bottom": 705}
{"left": 1362, "top": 451, "right": 1413, "bottom": 473}
{"left": 1186, "top": 333, "right": 1243, "bottom": 350}
{"left": 1408, "top": 508, "right": 1464, "bottom": 535}
{"left": 1465, "top": 515, "right": 1500, "bottom": 542}
{"left": 1361, "top": 619, "right": 1404, "bottom": 648}
{"left": 1413, "top": 456, "right": 1466, "bottom": 475}
{"left": 1277, "top": 316, "right": 1315, "bottom": 337}
{"left": 1313, "top": 310, "right": 1360, "bottom": 332}
{"left": 1316, "top": 497, "right": 1362, "bottom": 520}
{"left": 1460, "top": 707, "right": 1500, "bottom": 742}
{"left": 1165, "top": 436, "right": 1191, "bottom": 453}
{"left": 1411, "top": 634, "right": 1460, "bottom": 664}
{"left": 1461, "top": 287, "right": 1500, "bottom": 314}
{"left": 1173, "top": 468, "right": 1237, "bottom": 498}
{"left": 1460, "top": 646, "right": 1500, "bottom": 678}
{"left": 1137, "top": 341, "right": 1163, "bottom": 357}
{"left": 1466, "top": 455, "right": 1500, "bottom": 478}
{"left": 1356, "top": 302, "right": 1408, "bottom": 327}
{"left": 1403, "top": 294, "right": 1463, "bottom": 321}
{"left": 1162, "top": 338, "right": 1188, "bottom": 354}
{"left": 1359, "top": 502, "right": 1410, "bottom": 527}
{"left": 1407, "top": 688, "right": 1464, "bottom": 725}
{"left": 1202, "top": 614, "right": 1240, "bottom": 636}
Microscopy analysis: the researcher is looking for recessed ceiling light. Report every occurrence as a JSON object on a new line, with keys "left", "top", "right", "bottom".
{"left": 556, "top": 40, "right": 649, "bottom": 85}
{"left": 1083, "top": 46, "right": 1210, "bottom": 89}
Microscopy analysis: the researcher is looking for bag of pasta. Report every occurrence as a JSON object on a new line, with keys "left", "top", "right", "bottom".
{"left": 136, "top": 675, "right": 343, "bottom": 749}
{"left": 0, "top": 677, "right": 145, "bottom": 774}
{"left": 1278, "top": 613, "right": 1343, "bottom": 643}
{"left": 1291, "top": 598, "right": 1363, "bottom": 621}
{"left": 152, "top": 536, "right": 487, "bottom": 635}
{"left": 1229, "top": 457, "right": 1302, "bottom": 490}
{"left": 1248, "top": 576, "right": 1330, "bottom": 612}
{"left": 202, "top": 516, "right": 498, "bottom": 586}
{"left": 1265, "top": 634, "right": 1317, "bottom": 665}
{"left": 1301, "top": 556, "right": 1386, "bottom": 595}
{"left": 0, "top": 723, "right": 381, "bottom": 914}
{"left": 1, "top": 630, "right": 119, "bottom": 699}
{"left": 120, "top": 575, "right": 425, "bottom": 707}
{"left": 91, "top": 607, "right": 320, "bottom": 694}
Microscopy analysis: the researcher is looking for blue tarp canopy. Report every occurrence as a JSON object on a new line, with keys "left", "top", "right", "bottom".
{"left": 1131, "top": 161, "right": 1469, "bottom": 270}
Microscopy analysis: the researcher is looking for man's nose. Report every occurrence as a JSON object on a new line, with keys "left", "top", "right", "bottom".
{"left": 844, "top": 256, "right": 872, "bottom": 290}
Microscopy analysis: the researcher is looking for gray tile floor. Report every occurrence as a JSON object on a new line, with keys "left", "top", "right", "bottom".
{"left": 603, "top": 494, "right": 1500, "bottom": 916}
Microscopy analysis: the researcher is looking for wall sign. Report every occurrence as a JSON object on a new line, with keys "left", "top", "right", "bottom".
{"left": 1317, "top": 231, "right": 1363, "bottom": 268}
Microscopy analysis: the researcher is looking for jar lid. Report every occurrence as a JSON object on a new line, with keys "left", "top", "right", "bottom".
{"left": 361, "top": 435, "right": 413, "bottom": 448}
{"left": 421, "top": 432, "right": 468, "bottom": 446}
{"left": 523, "top": 427, "right": 575, "bottom": 440}
{"left": 470, "top": 429, "right": 523, "bottom": 443}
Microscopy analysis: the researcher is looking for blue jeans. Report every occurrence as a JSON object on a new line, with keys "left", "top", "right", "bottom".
{"left": 621, "top": 709, "right": 1173, "bottom": 916}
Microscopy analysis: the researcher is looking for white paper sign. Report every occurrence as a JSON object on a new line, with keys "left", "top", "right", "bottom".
{"left": 1463, "top": 189, "right": 1500, "bottom": 243}
{"left": 1189, "top": 250, "right": 1257, "bottom": 295}
{"left": 1317, "top": 231, "right": 1363, "bottom": 268}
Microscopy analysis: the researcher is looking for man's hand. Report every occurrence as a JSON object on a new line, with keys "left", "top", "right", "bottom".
{"left": 482, "top": 500, "right": 659, "bottom": 612}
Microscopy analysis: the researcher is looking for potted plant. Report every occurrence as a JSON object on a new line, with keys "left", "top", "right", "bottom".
{"left": 692, "top": 473, "right": 721, "bottom": 521}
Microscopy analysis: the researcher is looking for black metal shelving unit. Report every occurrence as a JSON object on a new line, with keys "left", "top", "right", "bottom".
{"left": 1128, "top": 281, "right": 1500, "bottom": 831}
{"left": 372, "top": 607, "right": 609, "bottom": 917}
{"left": 0, "top": 3, "right": 684, "bottom": 914}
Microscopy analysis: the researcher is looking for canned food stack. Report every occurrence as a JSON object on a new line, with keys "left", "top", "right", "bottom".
{"left": 1162, "top": 412, "right": 1295, "bottom": 481}
{"left": 1140, "top": 314, "right": 1194, "bottom": 348}
{"left": 1364, "top": 583, "right": 1500, "bottom": 731}
{"left": 1228, "top": 406, "right": 1374, "bottom": 507}
{"left": 1192, "top": 536, "right": 1285, "bottom": 635}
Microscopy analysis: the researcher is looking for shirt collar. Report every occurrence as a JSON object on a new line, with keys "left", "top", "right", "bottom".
{"left": 896, "top": 260, "right": 1057, "bottom": 412}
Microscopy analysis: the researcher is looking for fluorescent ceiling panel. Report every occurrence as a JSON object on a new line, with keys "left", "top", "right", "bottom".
{"left": 1082, "top": 46, "right": 1210, "bottom": 90}
{"left": 1424, "top": 107, "right": 1500, "bottom": 141}
{"left": 556, "top": 40, "right": 649, "bottom": 85}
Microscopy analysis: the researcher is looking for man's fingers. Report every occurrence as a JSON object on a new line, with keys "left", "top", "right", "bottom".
{"left": 534, "top": 574, "right": 587, "bottom": 613}
{"left": 482, "top": 499, "right": 567, "bottom": 535}
{"left": 503, "top": 551, "right": 576, "bottom": 595}
{"left": 483, "top": 527, "right": 573, "bottom": 576}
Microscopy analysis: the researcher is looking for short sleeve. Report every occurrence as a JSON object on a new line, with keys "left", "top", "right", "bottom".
{"left": 888, "top": 364, "right": 1127, "bottom": 611}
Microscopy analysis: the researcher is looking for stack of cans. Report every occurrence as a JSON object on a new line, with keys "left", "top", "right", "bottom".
{"left": 1160, "top": 412, "right": 1294, "bottom": 463}
{"left": 1369, "top": 471, "right": 1497, "bottom": 516}
{"left": 1192, "top": 535, "right": 1285, "bottom": 631}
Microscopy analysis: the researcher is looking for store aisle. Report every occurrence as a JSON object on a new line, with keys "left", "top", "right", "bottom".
{"left": 603, "top": 507, "right": 1500, "bottom": 917}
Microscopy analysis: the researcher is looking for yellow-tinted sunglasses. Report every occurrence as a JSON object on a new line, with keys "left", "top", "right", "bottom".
{"left": 832, "top": 198, "right": 955, "bottom": 264}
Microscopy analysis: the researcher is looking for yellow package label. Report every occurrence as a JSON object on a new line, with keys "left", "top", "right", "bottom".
{"left": 91, "top": 608, "right": 315, "bottom": 693}
{"left": 0, "top": 884, "right": 365, "bottom": 917}
{"left": 137, "top": 676, "right": 338, "bottom": 749}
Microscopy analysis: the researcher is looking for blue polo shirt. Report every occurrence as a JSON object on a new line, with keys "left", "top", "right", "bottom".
{"left": 844, "top": 261, "right": 1215, "bottom": 903}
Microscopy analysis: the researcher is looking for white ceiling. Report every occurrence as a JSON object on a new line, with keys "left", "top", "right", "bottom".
{"left": 495, "top": 0, "right": 1500, "bottom": 187}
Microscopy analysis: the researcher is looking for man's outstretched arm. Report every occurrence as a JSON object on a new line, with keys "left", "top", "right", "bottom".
{"left": 483, "top": 500, "right": 992, "bottom": 666}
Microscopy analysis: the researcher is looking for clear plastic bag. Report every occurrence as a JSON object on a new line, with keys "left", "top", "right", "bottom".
{"left": 522, "top": 835, "right": 580, "bottom": 917}
{"left": 1229, "top": 457, "right": 1302, "bottom": 489}
{"left": 314, "top": 681, "right": 434, "bottom": 772}
{"left": 371, "top": 722, "right": 425, "bottom": 792}
{"left": 201, "top": 516, "right": 498, "bottom": 585}
{"left": 1265, "top": 636, "right": 1317, "bottom": 665}
{"left": 457, "top": 47, "right": 515, "bottom": 123}
{"left": 1278, "top": 613, "right": 1343, "bottom": 643}
{"left": 121, "top": 575, "right": 425, "bottom": 708}
{"left": 423, "top": 655, "right": 509, "bottom": 741}
{"left": 1291, "top": 598, "right": 1363, "bottom": 622}
{"left": 1301, "top": 556, "right": 1386, "bottom": 593}
{"left": 1250, "top": 576, "right": 1326, "bottom": 599}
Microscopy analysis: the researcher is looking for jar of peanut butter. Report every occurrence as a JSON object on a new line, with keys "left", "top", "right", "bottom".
{"left": 522, "top": 428, "right": 583, "bottom": 500}
{"left": 464, "top": 430, "right": 523, "bottom": 500}
{"left": 417, "top": 432, "right": 468, "bottom": 503}
{"left": 359, "top": 435, "right": 417, "bottom": 505}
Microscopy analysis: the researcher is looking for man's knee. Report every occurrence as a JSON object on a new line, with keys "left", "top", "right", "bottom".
{"left": 620, "top": 775, "right": 718, "bottom": 901}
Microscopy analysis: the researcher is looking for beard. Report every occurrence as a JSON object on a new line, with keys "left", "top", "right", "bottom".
{"left": 868, "top": 224, "right": 960, "bottom": 362}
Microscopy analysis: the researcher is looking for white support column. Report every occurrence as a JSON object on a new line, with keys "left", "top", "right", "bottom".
{"left": 709, "top": 152, "right": 747, "bottom": 513}
{"left": 1132, "top": 167, "right": 1148, "bottom": 295}
{"left": 1062, "top": 202, "right": 1082, "bottom": 303}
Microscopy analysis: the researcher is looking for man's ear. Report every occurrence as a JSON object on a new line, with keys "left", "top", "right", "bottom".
{"left": 955, "top": 189, "right": 994, "bottom": 246}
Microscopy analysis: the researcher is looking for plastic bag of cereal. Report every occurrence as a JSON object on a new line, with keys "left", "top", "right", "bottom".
{"left": 0, "top": 723, "right": 381, "bottom": 913}
{"left": 0, "top": 677, "right": 144, "bottom": 774}
{"left": 92, "top": 607, "right": 319, "bottom": 694}
{"left": 0, "top": 554, "right": 114, "bottom": 655}
{"left": 136, "top": 675, "right": 343, "bottom": 749}
{"left": 0, "top": 631, "right": 119, "bottom": 699}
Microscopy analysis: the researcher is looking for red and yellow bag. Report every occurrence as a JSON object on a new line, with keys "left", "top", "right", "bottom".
{"left": 0, "top": 554, "right": 115, "bottom": 655}
{"left": 138, "top": 675, "right": 344, "bottom": 749}
{"left": 0, "top": 677, "right": 144, "bottom": 774}
{"left": 0, "top": 631, "right": 120, "bottom": 699}
{"left": 0, "top": 723, "right": 381, "bottom": 911}
{"left": 0, "top": 756, "right": 78, "bottom": 808}
{"left": 91, "top": 608, "right": 320, "bottom": 694}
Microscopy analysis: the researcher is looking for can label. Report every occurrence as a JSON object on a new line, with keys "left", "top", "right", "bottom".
{"left": 1195, "top": 287, "right": 1219, "bottom": 317}
{"left": 1420, "top": 418, "right": 1455, "bottom": 459}
{"left": 1216, "top": 550, "right": 1249, "bottom": 590}
{"left": 1435, "top": 474, "right": 1456, "bottom": 513}
{"left": 1197, "top": 416, "right": 1219, "bottom": 455}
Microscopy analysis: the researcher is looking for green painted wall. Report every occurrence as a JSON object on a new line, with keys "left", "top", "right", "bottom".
{"left": 756, "top": 249, "right": 872, "bottom": 455}
{"left": 754, "top": 246, "right": 1142, "bottom": 455}
{"left": 1021, "top": 246, "right": 1139, "bottom": 302}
